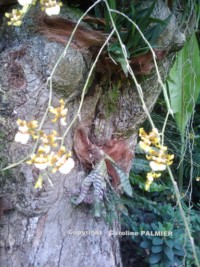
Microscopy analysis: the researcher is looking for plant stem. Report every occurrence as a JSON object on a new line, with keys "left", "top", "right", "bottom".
{"left": 1, "top": 0, "right": 103, "bottom": 172}
{"left": 61, "top": 29, "right": 115, "bottom": 145}
{"left": 178, "top": 138, "right": 185, "bottom": 191}
{"left": 168, "top": 166, "right": 200, "bottom": 267}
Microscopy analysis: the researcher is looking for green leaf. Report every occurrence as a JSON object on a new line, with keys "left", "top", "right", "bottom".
{"left": 117, "top": 58, "right": 129, "bottom": 76}
{"left": 126, "top": 6, "right": 136, "bottom": 50}
{"left": 132, "top": 158, "right": 151, "bottom": 173}
{"left": 149, "top": 17, "right": 167, "bottom": 24}
{"left": 152, "top": 237, "right": 163, "bottom": 245}
{"left": 146, "top": 235, "right": 154, "bottom": 240}
{"left": 173, "top": 242, "right": 184, "bottom": 251}
{"left": 129, "top": 173, "right": 146, "bottom": 188}
{"left": 174, "top": 256, "right": 182, "bottom": 266}
{"left": 162, "top": 260, "right": 171, "bottom": 267}
{"left": 164, "top": 246, "right": 174, "bottom": 261}
{"left": 148, "top": 183, "right": 168, "bottom": 192}
{"left": 129, "top": 173, "right": 168, "bottom": 192}
{"left": 140, "top": 240, "right": 152, "bottom": 249}
{"left": 173, "top": 248, "right": 185, "bottom": 257}
{"left": 134, "top": 0, "right": 157, "bottom": 47}
{"left": 148, "top": 15, "right": 172, "bottom": 45}
{"left": 111, "top": 163, "right": 133, "bottom": 197}
{"left": 108, "top": 0, "right": 116, "bottom": 10}
{"left": 167, "top": 34, "right": 200, "bottom": 139}
{"left": 108, "top": 43, "right": 122, "bottom": 54}
{"left": 151, "top": 245, "right": 163, "bottom": 253}
{"left": 164, "top": 239, "right": 174, "bottom": 248}
{"left": 149, "top": 253, "right": 162, "bottom": 264}
{"left": 151, "top": 223, "right": 159, "bottom": 231}
{"left": 108, "top": 0, "right": 117, "bottom": 22}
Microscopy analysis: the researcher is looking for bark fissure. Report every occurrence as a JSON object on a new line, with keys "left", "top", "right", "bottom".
{"left": 32, "top": 215, "right": 47, "bottom": 266}
{"left": 57, "top": 238, "right": 65, "bottom": 267}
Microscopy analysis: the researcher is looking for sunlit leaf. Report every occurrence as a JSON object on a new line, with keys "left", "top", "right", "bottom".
{"left": 167, "top": 34, "right": 200, "bottom": 140}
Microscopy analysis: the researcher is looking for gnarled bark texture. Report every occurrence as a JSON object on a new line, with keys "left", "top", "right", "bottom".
{"left": 0, "top": 1, "right": 194, "bottom": 266}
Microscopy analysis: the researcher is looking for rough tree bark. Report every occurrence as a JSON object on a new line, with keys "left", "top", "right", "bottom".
{"left": 0, "top": 1, "right": 194, "bottom": 267}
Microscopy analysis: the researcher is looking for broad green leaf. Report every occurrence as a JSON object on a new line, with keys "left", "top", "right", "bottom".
{"left": 162, "top": 260, "right": 172, "bottom": 267}
{"left": 140, "top": 240, "right": 152, "bottom": 249}
{"left": 152, "top": 237, "right": 163, "bottom": 245}
{"left": 149, "top": 253, "right": 162, "bottom": 264}
{"left": 173, "top": 242, "right": 184, "bottom": 250}
{"left": 164, "top": 246, "right": 174, "bottom": 261}
{"left": 173, "top": 256, "right": 182, "bottom": 266}
{"left": 151, "top": 245, "right": 163, "bottom": 253}
{"left": 164, "top": 239, "right": 174, "bottom": 248}
{"left": 146, "top": 235, "right": 154, "bottom": 240}
{"left": 151, "top": 223, "right": 159, "bottom": 231}
{"left": 167, "top": 34, "right": 200, "bottom": 139}
{"left": 173, "top": 248, "right": 185, "bottom": 257}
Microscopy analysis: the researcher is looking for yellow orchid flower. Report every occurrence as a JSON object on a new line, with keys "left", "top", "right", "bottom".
{"left": 40, "top": 0, "right": 62, "bottom": 16}
{"left": 50, "top": 147, "right": 74, "bottom": 174}
{"left": 14, "top": 119, "right": 38, "bottom": 144}
{"left": 139, "top": 127, "right": 174, "bottom": 190}
{"left": 18, "top": 0, "right": 33, "bottom": 6}
{"left": 139, "top": 141, "right": 151, "bottom": 153}
{"left": 49, "top": 99, "right": 68, "bottom": 125}
{"left": 139, "top": 127, "right": 160, "bottom": 147}
{"left": 5, "top": 9, "right": 23, "bottom": 26}
{"left": 145, "top": 172, "right": 161, "bottom": 191}
{"left": 40, "top": 130, "right": 58, "bottom": 148}
{"left": 27, "top": 146, "right": 52, "bottom": 170}
{"left": 34, "top": 175, "right": 43, "bottom": 189}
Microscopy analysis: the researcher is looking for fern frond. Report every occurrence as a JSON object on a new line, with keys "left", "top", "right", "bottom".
{"left": 111, "top": 163, "right": 133, "bottom": 197}
{"left": 93, "top": 172, "right": 105, "bottom": 201}
{"left": 74, "top": 171, "right": 95, "bottom": 205}
{"left": 132, "top": 158, "right": 151, "bottom": 173}
{"left": 73, "top": 159, "right": 108, "bottom": 205}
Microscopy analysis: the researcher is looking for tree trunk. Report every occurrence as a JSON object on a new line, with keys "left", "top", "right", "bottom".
{"left": 0, "top": 1, "right": 193, "bottom": 266}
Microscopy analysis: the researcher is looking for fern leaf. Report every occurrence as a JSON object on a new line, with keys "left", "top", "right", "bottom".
{"left": 111, "top": 163, "right": 133, "bottom": 197}
{"left": 93, "top": 172, "right": 105, "bottom": 201}
{"left": 129, "top": 173, "right": 168, "bottom": 192}
{"left": 74, "top": 160, "right": 107, "bottom": 205}
{"left": 94, "top": 201, "right": 103, "bottom": 218}
{"left": 96, "top": 159, "right": 107, "bottom": 176}
{"left": 74, "top": 170, "right": 96, "bottom": 205}
{"left": 132, "top": 158, "right": 151, "bottom": 173}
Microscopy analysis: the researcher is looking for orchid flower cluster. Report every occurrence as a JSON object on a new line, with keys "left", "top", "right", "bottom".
{"left": 139, "top": 128, "right": 174, "bottom": 191}
{"left": 5, "top": 0, "right": 62, "bottom": 26}
{"left": 14, "top": 99, "right": 74, "bottom": 188}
